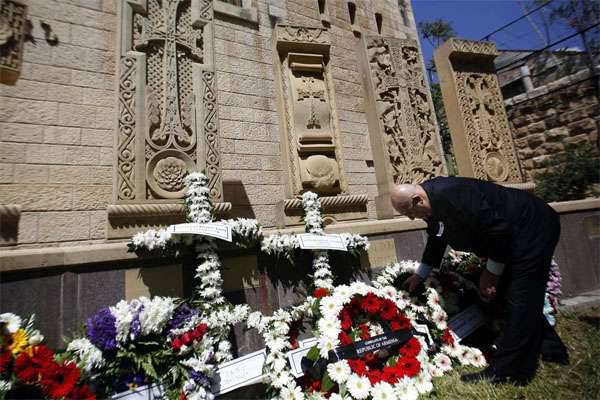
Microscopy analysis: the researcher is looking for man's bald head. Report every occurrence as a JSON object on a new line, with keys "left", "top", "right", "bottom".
{"left": 390, "top": 183, "right": 432, "bottom": 220}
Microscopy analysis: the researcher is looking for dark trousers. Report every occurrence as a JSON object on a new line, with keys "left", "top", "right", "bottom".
{"left": 492, "top": 216, "right": 567, "bottom": 380}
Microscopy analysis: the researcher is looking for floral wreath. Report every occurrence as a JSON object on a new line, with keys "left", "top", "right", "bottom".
{"left": 1, "top": 313, "right": 95, "bottom": 399}
{"left": 249, "top": 194, "right": 484, "bottom": 400}
{"left": 67, "top": 173, "right": 260, "bottom": 399}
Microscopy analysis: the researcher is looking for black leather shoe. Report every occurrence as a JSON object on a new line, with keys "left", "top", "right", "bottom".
{"left": 460, "top": 368, "right": 529, "bottom": 386}
{"left": 542, "top": 353, "right": 570, "bottom": 365}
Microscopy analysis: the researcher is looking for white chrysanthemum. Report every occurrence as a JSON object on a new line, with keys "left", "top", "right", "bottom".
{"left": 318, "top": 337, "right": 338, "bottom": 359}
{"left": 415, "top": 371, "right": 433, "bottom": 394}
{"left": 318, "top": 319, "right": 340, "bottom": 339}
{"left": 346, "top": 374, "right": 371, "bottom": 399}
{"left": 247, "top": 312, "right": 262, "bottom": 328}
{"left": 327, "top": 360, "right": 351, "bottom": 383}
{"left": 272, "top": 371, "right": 294, "bottom": 389}
{"left": 67, "top": 338, "right": 105, "bottom": 373}
{"left": 428, "top": 362, "right": 444, "bottom": 377}
{"left": 433, "top": 353, "right": 452, "bottom": 371}
{"left": 280, "top": 385, "right": 304, "bottom": 400}
{"left": 110, "top": 300, "right": 133, "bottom": 344}
{"left": 320, "top": 297, "right": 342, "bottom": 318}
{"left": 431, "top": 308, "right": 447, "bottom": 330}
{"left": 28, "top": 330, "right": 44, "bottom": 345}
{"left": 0, "top": 380, "right": 12, "bottom": 391}
{"left": 334, "top": 285, "right": 351, "bottom": 299}
{"left": 329, "top": 394, "right": 349, "bottom": 400}
{"left": 371, "top": 381, "right": 395, "bottom": 399}
{"left": 471, "top": 351, "right": 487, "bottom": 368}
{"left": 395, "top": 377, "right": 419, "bottom": 400}
{"left": 0, "top": 313, "right": 21, "bottom": 334}
{"left": 138, "top": 296, "right": 177, "bottom": 336}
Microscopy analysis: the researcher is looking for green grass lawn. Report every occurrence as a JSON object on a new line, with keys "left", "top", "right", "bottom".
{"left": 422, "top": 307, "right": 600, "bottom": 400}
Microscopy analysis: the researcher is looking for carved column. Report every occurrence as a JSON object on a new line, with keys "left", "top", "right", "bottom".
{"left": 360, "top": 36, "right": 446, "bottom": 219}
{"left": 110, "top": 0, "right": 228, "bottom": 238}
{"left": 434, "top": 38, "right": 533, "bottom": 189}
{"left": 273, "top": 26, "right": 367, "bottom": 227}
{"left": 0, "top": 0, "right": 27, "bottom": 84}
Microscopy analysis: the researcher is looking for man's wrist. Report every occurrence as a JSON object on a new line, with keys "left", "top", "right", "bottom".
{"left": 486, "top": 259, "right": 505, "bottom": 276}
{"left": 415, "top": 262, "right": 433, "bottom": 279}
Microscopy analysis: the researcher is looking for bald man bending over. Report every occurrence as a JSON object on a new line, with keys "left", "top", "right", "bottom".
{"left": 390, "top": 176, "right": 568, "bottom": 385}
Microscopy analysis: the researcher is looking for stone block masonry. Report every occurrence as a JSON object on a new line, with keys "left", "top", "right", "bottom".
{"left": 506, "top": 70, "right": 599, "bottom": 179}
{"left": 0, "top": 0, "right": 116, "bottom": 245}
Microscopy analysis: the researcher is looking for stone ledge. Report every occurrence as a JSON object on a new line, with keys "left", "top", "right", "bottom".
{"left": 549, "top": 198, "right": 600, "bottom": 214}
{"left": 2, "top": 199, "right": 598, "bottom": 273}
{"left": 214, "top": 0, "right": 258, "bottom": 24}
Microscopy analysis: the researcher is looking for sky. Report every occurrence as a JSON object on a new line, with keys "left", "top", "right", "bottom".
{"left": 411, "top": 0, "right": 567, "bottom": 65}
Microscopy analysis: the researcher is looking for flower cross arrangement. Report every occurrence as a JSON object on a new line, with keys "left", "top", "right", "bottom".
{"left": 0, "top": 313, "right": 95, "bottom": 399}
{"left": 66, "top": 172, "right": 261, "bottom": 399}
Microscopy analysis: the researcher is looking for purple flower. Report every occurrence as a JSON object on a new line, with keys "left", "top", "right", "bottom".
{"left": 166, "top": 304, "right": 198, "bottom": 332}
{"left": 86, "top": 307, "right": 117, "bottom": 351}
{"left": 190, "top": 370, "right": 211, "bottom": 387}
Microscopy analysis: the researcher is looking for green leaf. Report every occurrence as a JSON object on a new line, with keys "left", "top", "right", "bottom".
{"left": 306, "top": 345, "right": 320, "bottom": 362}
{"left": 321, "top": 371, "right": 335, "bottom": 392}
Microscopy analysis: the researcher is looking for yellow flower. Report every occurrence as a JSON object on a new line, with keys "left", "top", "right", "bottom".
{"left": 8, "top": 329, "right": 29, "bottom": 355}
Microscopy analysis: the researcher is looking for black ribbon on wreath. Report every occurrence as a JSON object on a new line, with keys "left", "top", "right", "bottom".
{"left": 301, "top": 328, "right": 416, "bottom": 380}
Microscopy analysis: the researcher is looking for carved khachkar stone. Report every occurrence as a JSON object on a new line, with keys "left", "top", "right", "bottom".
{"left": 273, "top": 26, "right": 367, "bottom": 226}
{"left": 360, "top": 36, "right": 445, "bottom": 219}
{"left": 0, "top": 0, "right": 27, "bottom": 84}
{"left": 111, "top": 0, "right": 226, "bottom": 238}
{"left": 434, "top": 39, "right": 528, "bottom": 187}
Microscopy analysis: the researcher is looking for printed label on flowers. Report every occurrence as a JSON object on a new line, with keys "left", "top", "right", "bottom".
{"left": 333, "top": 330, "right": 414, "bottom": 360}
{"left": 212, "top": 349, "right": 266, "bottom": 394}
{"left": 448, "top": 304, "right": 487, "bottom": 342}
{"left": 168, "top": 222, "right": 233, "bottom": 242}
{"left": 298, "top": 233, "right": 347, "bottom": 251}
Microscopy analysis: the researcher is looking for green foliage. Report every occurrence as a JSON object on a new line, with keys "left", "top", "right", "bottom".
{"left": 418, "top": 18, "right": 457, "bottom": 49}
{"left": 533, "top": 143, "right": 600, "bottom": 202}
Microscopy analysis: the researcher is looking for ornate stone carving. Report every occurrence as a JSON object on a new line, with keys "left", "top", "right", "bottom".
{"left": 0, "top": 0, "right": 27, "bottom": 84}
{"left": 273, "top": 25, "right": 367, "bottom": 227}
{"left": 111, "top": 0, "right": 227, "bottom": 238}
{"left": 434, "top": 38, "right": 525, "bottom": 184}
{"left": 115, "top": 0, "right": 222, "bottom": 203}
{"left": 361, "top": 36, "right": 445, "bottom": 218}
{"left": 274, "top": 26, "right": 347, "bottom": 197}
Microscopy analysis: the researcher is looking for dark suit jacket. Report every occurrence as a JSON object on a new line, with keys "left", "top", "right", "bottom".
{"left": 420, "top": 177, "right": 559, "bottom": 268}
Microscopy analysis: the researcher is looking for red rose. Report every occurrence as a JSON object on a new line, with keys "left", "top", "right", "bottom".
{"left": 0, "top": 351, "right": 12, "bottom": 374}
{"left": 359, "top": 324, "right": 370, "bottom": 340}
{"left": 382, "top": 366, "right": 400, "bottom": 384}
{"left": 340, "top": 309, "right": 352, "bottom": 331}
{"left": 395, "top": 356, "right": 420, "bottom": 378}
{"left": 442, "top": 329, "right": 455, "bottom": 346}
{"left": 171, "top": 337, "right": 183, "bottom": 351}
{"left": 313, "top": 288, "right": 330, "bottom": 298}
{"left": 338, "top": 331, "right": 353, "bottom": 346}
{"left": 193, "top": 326, "right": 207, "bottom": 342}
{"left": 309, "top": 378, "right": 321, "bottom": 392}
{"left": 367, "top": 369, "right": 382, "bottom": 384}
{"left": 348, "top": 359, "right": 367, "bottom": 376}
{"left": 69, "top": 385, "right": 96, "bottom": 400}
{"left": 399, "top": 337, "right": 421, "bottom": 358}
{"left": 14, "top": 345, "right": 55, "bottom": 383}
{"left": 390, "top": 315, "right": 412, "bottom": 332}
{"left": 41, "top": 361, "right": 81, "bottom": 400}
{"left": 380, "top": 300, "right": 399, "bottom": 321}
{"left": 360, "top": 293, "right": 382, "bottom": 314}
{"left": 181, "top": 333, "right": 193, "bottom": 345}
{"left": 179, "top": 393, "right": 187, "bottom": 400}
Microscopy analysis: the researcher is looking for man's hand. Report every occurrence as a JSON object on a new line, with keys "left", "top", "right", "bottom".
{"left": 403, "top": 273, "right": 424, "bottom": 294}
{"left": 479, "top": 269, "right": 500, "bottom": 300}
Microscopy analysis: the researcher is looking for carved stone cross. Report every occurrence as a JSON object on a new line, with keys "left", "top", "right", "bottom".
{"left": 134, "top": 0, "right": 203, "bottom": 144}
{"left": 297, "top": 76, "right": 325, "bottom": 129}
